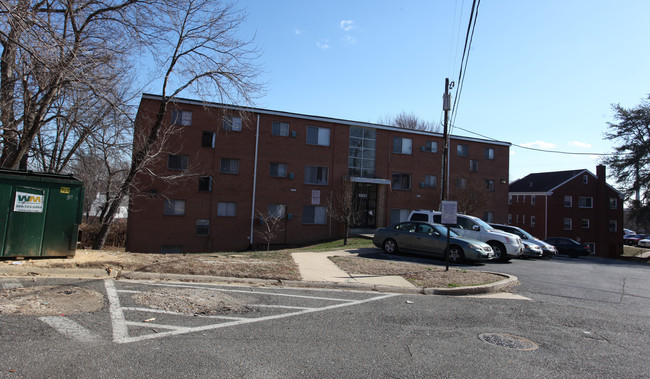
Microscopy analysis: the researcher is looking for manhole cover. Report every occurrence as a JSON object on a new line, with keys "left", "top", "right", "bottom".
{"left": 478, "top": 333, "right": 539, "bottom": 351}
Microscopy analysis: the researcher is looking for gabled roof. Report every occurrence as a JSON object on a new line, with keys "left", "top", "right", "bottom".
{"left": 509, "top": 169, "right": 589, "bottom": 193}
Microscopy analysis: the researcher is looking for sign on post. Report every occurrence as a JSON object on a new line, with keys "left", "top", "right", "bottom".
{"left": 441, "top": 200, "right": 458, "bottom": 225}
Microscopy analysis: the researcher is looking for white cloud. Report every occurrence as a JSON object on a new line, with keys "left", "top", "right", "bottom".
{"left": 521, "top": 141, "right": 556, "bottom": 149}
{"left": 293, "top": 29, "right": 302, "bottom": 35}
{"left": 569, "top": 141, "right": 592, "bottom": 148}
{"left": 316, "top": 41, "right": 331, "bottom": 50}
{"left": 343, "top": 35, "right": 356, "bottom": 45}
{"left": 340, "top": 20, "right": 356, "bottom": 32}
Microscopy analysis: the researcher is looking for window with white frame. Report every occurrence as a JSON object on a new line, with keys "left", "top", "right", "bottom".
{"left": 457, "top": 177, "right": 467, "bottom": 190}
{"left": 484, "top": 211, "right": 494, "bottom": 223}
{"left": 424, "top": 175, "right": 437, "bottom": 188}
{"left": 305, "top": 166, "right": 328, "bottom": 185}
{"left": 217, "top": 202, "right": 236, "bottom": 217}
{"left": 484, "top": 147, "right": 495, "bottom": 160}
{"left": 508, "top": 195, "right": 512, "bottom": 205}
{"left": 302, "top": 205, "right": 326, "bottom": 224}
{"left": 268, "top": 204, "right": 286, "bottom": 218}
{"left": 530, "top": 215, "right": 535, "bottom": 227}
{"left": 163, "top": 199, "right": 185, "bottom": 216}
{"left": 516, "top": 214, "right": 519, "bottom": 223}
{"left": 270, "top": 162, "right": 287, "bottom": 177}
{"left": 306, "top": 126, "right": 330, "bottom": 146}
{"left": 609, "top": 198, "right": 617, "bottom": 209}
{"left": 425, "top": 141, "right": 438, "bottom": 153}
{"left": 579, "top": 197, "right": 593, "bottom": 208}
{"left": 470, "top": 160, "right": 479, "bottom": 172}
{"left": 457, "top": 144, "right": 469, "bottom": 157}
{"left": 198, "top": 176, "right": 213, "bottom": 191}
{"left": 609, "top": 220, "right": 617, "bottom": 232}
{"left": 272, "top": 121, "right": 289, "bottom": 136}
{"left": 168, "top": 154, "right": 189, "bottom": 170}
{"left": 348, "top": 127, "right": 376, "bottom": 178}
{"left": 196, "top": 220, "right": 210, "bottom": 236}
{"left": 583, "top": 175, "right": 589, "bottom": 184}
{"left": 201, "top": 131, "right": 215, "bottom": 148}
{"left": 564, "top": 196, "right": 572, "bottom": 207}
{"left": 220, "top": 158, "right": 239, "bottom": 174}
{"left": 392, "top": 173, "right": 411, "bottom": 190}
{"left": 508, "top": 214, "right": 513, "bottom": 224}
{"left": 223, "top": 115, "right": 242, "bottom": 131}
{"left": 563, "top": 218, "right": 572, "bottom": 230}
{"left": 485, "top": 179, "right": 495, "bottom": 192}
{"left": 393, "top": 137, "right": 412, "bottom": 155}
{"left": 531, "top": 195, "right": 536, "bottom": 205}
{"left": 582, "top": 219, "right": 590, "bottom": 229}
{"left": 390, "top": 209, "right": 411, "bottom": 225}
{"left": 171, "top": 109, "right": 192, "bottom": 126}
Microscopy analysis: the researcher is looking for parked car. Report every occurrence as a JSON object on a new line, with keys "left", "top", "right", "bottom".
{"left": 638, "top": 238, "right": 650, "bottom": 249}
{"left": 372, "top": 221, "right": 495, "bottom": 263}
{"left": 408, "top": 210, "right": 524, "bottom": 261}
{"left": 624, "top": 234, "right": 648, "bottom": 246}
{"left": 624, "top": 228, "right": 635, "bottom": 235}
{"left": 543, "top": 237, "right": 591, "bottom": 258}
{"left": 490, "top": 223, "right": 557, "bottom": 258}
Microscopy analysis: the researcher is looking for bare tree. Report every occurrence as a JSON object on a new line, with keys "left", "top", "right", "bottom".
{"left": 92, "top": 0, "right": 263, "bottom": 249}
{"left": 255, "top": 209, "right": 285, "bottom": 251}
{"left": 448, "top": 178, "right": 492, "bottom": 216}
{"left": 378, "top": 111, "right": 441, "bottom": 133}
{"left": 327, "top": 178, "right": 361, "bottom": 245}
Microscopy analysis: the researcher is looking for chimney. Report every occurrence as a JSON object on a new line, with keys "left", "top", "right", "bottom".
{"left": 597, "top": 164, "right": 606, "bottom": 183}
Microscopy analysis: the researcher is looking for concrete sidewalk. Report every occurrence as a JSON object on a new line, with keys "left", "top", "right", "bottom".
{"left": 291, "top": 251, "right": 416, "bottom": 288}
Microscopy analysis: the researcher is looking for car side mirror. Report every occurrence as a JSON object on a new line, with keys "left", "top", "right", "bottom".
{"left": 472, "top": 225, "right": 480, "bottom": 231}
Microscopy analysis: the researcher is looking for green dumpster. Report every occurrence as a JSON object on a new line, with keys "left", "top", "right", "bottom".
{"left": 0, "top": 169, "right": 84, "bottom": 258}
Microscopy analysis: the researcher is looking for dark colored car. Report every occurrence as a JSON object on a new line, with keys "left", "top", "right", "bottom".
{"left": 372, "top": 221, "right": 495, "bottom": 263}
{"left": 623, "top": 234, "right": 647, "bottom": 246}
{"left": 543, "top": 237, "right": 591, "bottom": 258}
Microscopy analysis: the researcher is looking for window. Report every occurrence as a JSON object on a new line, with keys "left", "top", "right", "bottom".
{"left": 171, "top": 109, "right": 192, "bottom": 126}
{"left": 424, "top": 175, "right": 437, "bottom": 188}
{"left": 508, "top": 195, "right": 512, "bottom": 205}
{"left": 522, "top": 215, "right": 526, "bottom": 225}
{"left": 531, "top": 195, "right": 536, "bottom": 205}
{"left": 484, "top": 211, "right": 494, "bottom": 223}
{"left": 348, "top": 127, "right": 376, "bottom": 178}
{"left": 167, "top": 154, "right": 188, "bottom": 170}
{"left": 485, "top": 179, "right": 495, "bottom": 192}
{"left": 609, "top": 220, "right": 617, "bottom": 232}
{"left": 217, "top": 202, "right": 236, "bottom": 217}
{"left": 583, "top": 175, "right": 589, "bottom": 184}
{"left": 457, "top": 144, "right": 469, "bottom": 157}
{"left": 268, "top": 204, "right": 286, "bottom": 218}
{"left": 579, "top": 197, "right": 593, "bottom": 208}
{"left": 272, "top": 121, "right": 289, "bottom": 136}
{"left": 484, "top": 148, "right": 495, "bottom": 160}
{"left": 390, "top": 209, "right": 410, "bottom": 225}
{"left": 201, "top": 132, "right": 215, "bottom": 148}
{"left": 196, "top": 220, "right": 210, "bottom": 236}
{"left": 609, "top": 198, "right": 617, "bottom": 209}
{"left": 393, "top": 137, "right": 412, "bottom": 155}
{"left": 470, "top": 160, "right": 479, "bottom": 172}
{"left": 457, "top": 177, "right": 467, "bottom": 190}
{"left": 424, "top": 141, "right": 438, "bottom": 153}
{"left": 564, "top": 196, "right": 572, "bottom": 207}
{"left": 270, "top": 162, "right": 287, "bottom": 177}
{"left": 163, "top": 199, "right": 185, "bottom": 216}
{"left": 563, "top": 218, "right": 572, "bottom": 230}
{"left": 304, "top": 166, "right": 328, "bottom": 185}
{"left": 582, "top": 219, "right": 590, "bottom": 229}
{"left": 223, "top": 115, "right": 242, "bottom": 131}
{"left": 530, "top": 216, "right": 536, "bottom": 227}
{"left": 302, "top": 205, "right": 326, "bottom": 224}
{"left": 392, "top": 173, "right": 411, "bottom": 190}
{"left": 220, "top": 158, "right": 239, "bottom": 174}
{"left": 508, "top": 214, "right": 512, "bottom": 224}
{"left": 161, "top": 245, "right": 182, "bottom": 254}
{"left": 306, "top": 126, "right": 330, "bottom": 146}
{"left": 198, "top": 176, "right": 213, "bottom": 191}
{"left": 516, "top": 214, "right": 519, "bottom": 224}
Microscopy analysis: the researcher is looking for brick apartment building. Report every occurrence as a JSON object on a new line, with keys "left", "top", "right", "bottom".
{"left": 508, "top": 165, "right": 624, "bottom": 257}
{"left": 126, "top": 94, "right": 512, "bottom": 253}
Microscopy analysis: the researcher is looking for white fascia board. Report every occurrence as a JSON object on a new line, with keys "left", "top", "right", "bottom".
{"left": 141, "top": 94, "right": 512, "bottom": 148}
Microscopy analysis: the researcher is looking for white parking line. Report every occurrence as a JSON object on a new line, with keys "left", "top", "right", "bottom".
{"left": 39, "top": 316, "right": 99, "bottom": 343}
{"left": 2, "top": 280, "right": 23, "bottom": 289}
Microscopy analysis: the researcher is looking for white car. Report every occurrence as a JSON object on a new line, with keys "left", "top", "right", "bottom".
{"left": 638, "top": 238, "right": 650, "bottom": 248}
{"left": 408, "top": 210, "right": 524, "bottom": 261}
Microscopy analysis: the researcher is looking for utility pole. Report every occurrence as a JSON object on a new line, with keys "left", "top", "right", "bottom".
{"left": 441, "top": 78, "right": 452, "bottom": 204}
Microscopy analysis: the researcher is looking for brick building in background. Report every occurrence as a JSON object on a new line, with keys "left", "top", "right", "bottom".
{"left": 126, "top": 94, "right": 511, "bottom": 253}
{"left": 508, "top": 165, "right": 624, "bottom": 257}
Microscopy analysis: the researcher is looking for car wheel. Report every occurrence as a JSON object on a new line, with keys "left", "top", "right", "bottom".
{"left": 383, "top": 239, "right": 398, "bottom": 254}
{"left": 489, "top": 242, "right": 510, "bottom": 262}
{"left": 448, "top": 245, "right": 465, "bottom": 264}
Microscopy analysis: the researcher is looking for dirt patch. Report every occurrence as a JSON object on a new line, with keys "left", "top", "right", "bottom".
{"left": 132, "top": 287, "right": 254, "bottom": 315}
{"left": 0, "top": 285, "right": 104, "bottom": 316}
{"left": 6, "top": 249, "right": 300, "bottom": 280}
{"left": 330, "top": 256, "right": 505, "bottom": 288}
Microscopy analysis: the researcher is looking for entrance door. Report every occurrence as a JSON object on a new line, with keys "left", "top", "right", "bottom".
{"left": 353, "top": 183, "right": 377, "bottom": 228}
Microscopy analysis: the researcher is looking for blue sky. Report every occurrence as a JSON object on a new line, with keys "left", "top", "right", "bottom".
{"left": 147, "top": 1, "right": 650, "bottom": 183}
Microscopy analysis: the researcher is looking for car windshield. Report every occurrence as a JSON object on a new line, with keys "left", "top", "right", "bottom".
{"left": 516, "top": 228, "right": 535, "bottom": 239}
{"left": 472, "top": 217, "right": 494, "bottom": 231}
{"left": 432, "top": 223, "right": 460, "bottom": 237}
